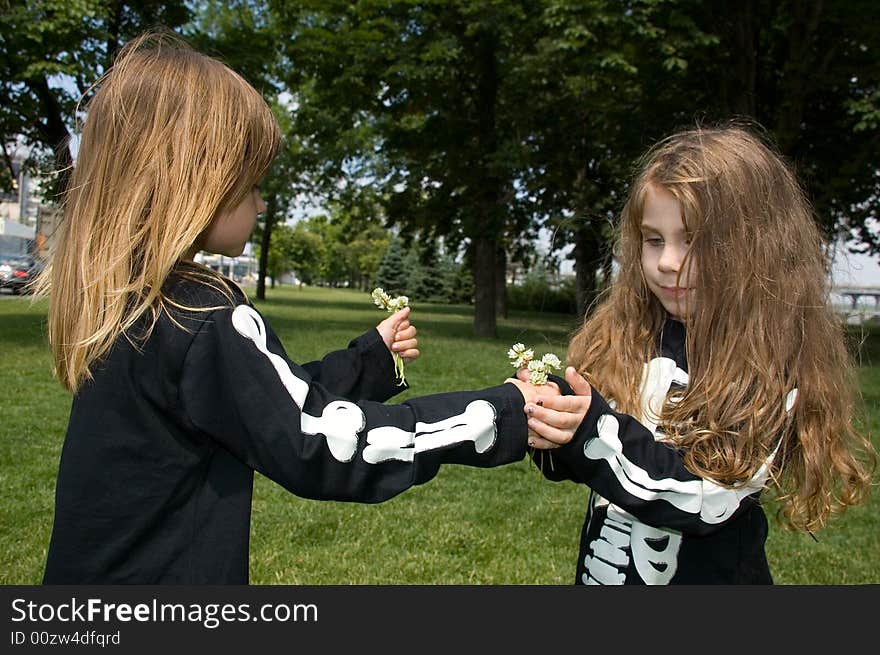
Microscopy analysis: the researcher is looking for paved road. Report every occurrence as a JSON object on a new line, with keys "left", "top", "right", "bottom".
{"left": 0, "top": 289, "right": 31, "bottom": 299}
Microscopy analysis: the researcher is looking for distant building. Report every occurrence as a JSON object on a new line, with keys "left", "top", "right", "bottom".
{"left": 194, "top": 242, "right": 259, "bottom": 284}
{"left": 0, "top": 155, "right": 60, "bottom": 258}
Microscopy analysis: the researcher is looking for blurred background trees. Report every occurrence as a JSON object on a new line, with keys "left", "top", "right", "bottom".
{"left": 3, "top": 0, "right": 878, "bottom": 332}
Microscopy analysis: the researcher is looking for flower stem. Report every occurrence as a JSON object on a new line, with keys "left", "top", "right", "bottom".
{"left": 394, "top": 352, "right": 406, "bottom": 386}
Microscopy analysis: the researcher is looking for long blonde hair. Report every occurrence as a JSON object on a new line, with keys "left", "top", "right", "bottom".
{"left": 569, "top": 125, "right": 876, "bottom": 531}
{"left": 37, "top": 30, "right": 280, "bottom": 393}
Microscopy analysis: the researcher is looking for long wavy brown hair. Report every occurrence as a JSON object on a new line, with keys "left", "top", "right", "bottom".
{"left": 568, "top": 125, "right": 876, "bottom": 531}
{"left": 36, "top": 30, "right": 280, "bottom": 393}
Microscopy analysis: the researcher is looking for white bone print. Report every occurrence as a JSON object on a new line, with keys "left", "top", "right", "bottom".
{"left": 232, "top": 305, "right": 363, "bottom": 462}
{"left": 299, "top": 400, "right": 365, "bottom": 463}
{"left": 231, "top": 305, "right": 309, "bottom": 407}
{"left": 580, "top": 356, "right": 798, "bottom": 584}
{"left": 363, "top": 400, "right": 497, "bottom": 464}
{"left": 630, "top": 519, "right": 681, "bottom": 584}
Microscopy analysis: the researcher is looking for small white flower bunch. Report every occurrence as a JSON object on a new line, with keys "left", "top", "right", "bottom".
{"left": 372, "top": 287, "right": 410, "bottom": 386}
{"left": 508, "top": 343, "right": 561, "bottom": 386}
{"left": 372, "top": 287, "right": 409, "bottom": 313}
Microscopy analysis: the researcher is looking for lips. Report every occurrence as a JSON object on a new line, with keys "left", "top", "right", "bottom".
{"left": 660, "top": 286, "right": 690, "bottom": 298}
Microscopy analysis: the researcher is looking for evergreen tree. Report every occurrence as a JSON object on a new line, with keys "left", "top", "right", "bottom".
{"left": 375, "top": 237, "right": 410, "bottom": 296}
{"left": 411, "top": 240, "right": 447, "bottom": 303}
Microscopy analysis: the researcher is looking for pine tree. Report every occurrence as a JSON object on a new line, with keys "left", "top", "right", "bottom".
{"left": 375, "top": 236, "right": 410, "bottom": 296}
{"left": 411, "top": 239, "right": 447, "bottom": 302}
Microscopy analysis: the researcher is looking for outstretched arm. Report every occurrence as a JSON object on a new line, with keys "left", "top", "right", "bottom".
{"left": 180, "top": 303, "right": 555, "bottom": 505}
{"left": 521, "top": 367, "right": 771, "bottom": 536}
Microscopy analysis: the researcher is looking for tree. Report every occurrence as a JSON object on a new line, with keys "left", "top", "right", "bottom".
{"left": 410, "top": 239, "right": 448, "bottom": 302}
{"left": 0, "top": 0, "right": 190, "bottom": 198}
{"left": 375, "top": 235, "right": 409, "bottom": 296}
{"left": 194, "top": 0, "right": 880, "bottom": 322}
{"left": 285, "top": 222, "right": 324, "bottom": 287}
{"left": 274, "top": 0, "right": 545, "bottom": 336}
{"left": 677, "top": 1, "right": 880, "bottom": 254}
{"left": 346, "top": 224, "right": 390, "bottom": 290}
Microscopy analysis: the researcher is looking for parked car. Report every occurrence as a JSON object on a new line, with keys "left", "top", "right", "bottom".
{"left": 0, "top": 256, "right": 43, "bottom": 295}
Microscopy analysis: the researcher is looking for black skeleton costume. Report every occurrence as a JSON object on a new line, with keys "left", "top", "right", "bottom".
{"left": 540, "top": 319, "right": 795, "bottom": 584}
{"left": 44, "top": 268, "right": 527, "bottom": 584}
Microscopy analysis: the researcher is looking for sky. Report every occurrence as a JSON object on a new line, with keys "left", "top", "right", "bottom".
{"left": 829, "top": 242, "right": 880, "bottom": 287}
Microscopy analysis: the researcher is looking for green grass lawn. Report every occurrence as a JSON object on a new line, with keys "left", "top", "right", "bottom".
{"left": 1, "top": 285, "right": 877, "bottom": 584}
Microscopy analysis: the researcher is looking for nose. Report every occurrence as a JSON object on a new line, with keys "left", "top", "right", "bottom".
{"left": 657, "top": 244, "right": 683, "bottom": 273}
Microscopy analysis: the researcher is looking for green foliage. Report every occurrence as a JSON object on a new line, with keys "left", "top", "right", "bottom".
{"left": 410, "top": 240, "right": 448, "bottom": 302}
{"left": 0, "top": 0, "right": 190, "bottom": 195}
{"left": 375, "top": 235, "right": 409, "bottom": 296}
{"left": 271, "top": 222, "right": 323, "bottom": 285}
{"left": 507, "top": 270, "right": 577, "bottom": 315}
{"left": 2, "top": 290, "right": 877, "bottom": 584}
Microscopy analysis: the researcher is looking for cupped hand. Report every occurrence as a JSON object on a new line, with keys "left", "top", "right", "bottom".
{"left": 376, "top": 306, "right": 420, "bottom": 363}
{"left": 504, "top": 376, "right": 564, "bottom": 449}
{"left": 521, "top": 366, "right": 592, "bottom": 448}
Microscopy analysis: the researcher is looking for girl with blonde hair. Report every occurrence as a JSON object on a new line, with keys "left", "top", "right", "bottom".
{"left": 521, "top": 125, "right": 876, "bottom": 584}
{"left": 39, "top": 30, "right": 552, "bottom": 584}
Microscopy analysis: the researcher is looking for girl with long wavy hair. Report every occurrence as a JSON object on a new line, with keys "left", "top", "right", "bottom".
{"left": 37, "top": 30, "right": 553, "bottom": 584}
{"left": 520, "top": 125, "right": 876, "bottom": 584}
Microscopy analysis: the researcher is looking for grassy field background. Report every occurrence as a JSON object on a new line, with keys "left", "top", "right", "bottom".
{"left": 1, "top": 285, "right": 877, "bottom": 584}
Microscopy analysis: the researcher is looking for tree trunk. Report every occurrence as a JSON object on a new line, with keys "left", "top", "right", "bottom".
{"left": 495, "top": 246, "right": 508, "bottom": 319}
{"left": 29, "top": 76, "right": 73, "bottom": 199}
{"left": 470, "top": 27, "right": 501, "bottom": 338}
{"left": 257, "top": 195, "right": 277, "bottom": 301}
{"left": 775, "top": 0, "right": 825, "bottom": 155}
{"left": 573, "top": 224, "right": 603, "bottom": 318}
{"left": 725, "top": 0, "right": 758, "bottom": 117}
{"left": 473, "top": 236, "right": 497, "bottom": 338}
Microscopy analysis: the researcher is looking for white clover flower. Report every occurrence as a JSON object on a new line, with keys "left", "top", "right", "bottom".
{"left": 372, "top": 287, "right": 409, "bottom": 313}
{"left": 529, "top": 369, "right": 549, "bottom": 386}
{"left": 507, "top": 343, "right": 561, "bottom": 386}
{"left": 389, "top": 295, "right": 409, "bottom": 312}
{"left": 508, "top": 343, "right": 534, "bottom": 368}
{"left": 527, "top": 359, "right": 549, "bottom": 385}
{"left": 371, "top": 288, "right": 411, "bottom": 386}
{"left": 372, "top": 287, "right": 391, "bottom": 308}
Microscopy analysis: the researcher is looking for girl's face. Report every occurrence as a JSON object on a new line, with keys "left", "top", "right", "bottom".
{"left": 200, "top": 187, "right": 266, "bottom": 257}
{"left": 639, "top": 184, "right": 695, "bottom": 319}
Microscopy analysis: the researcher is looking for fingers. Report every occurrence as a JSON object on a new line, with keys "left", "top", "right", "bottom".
{"left": 391, "top": 323, "right": 418, "bottom": 362}
{"left": 525, "top": 401, "right": 586, "bottom": 431}
{"left": 515, "top": 367, "right": 531, "bottom": 383}
{"left": 528, "top": 393, "right": 590, "bottom": 415}
{"left": 565, "top": 366, "right": 592, "bottom": 396}
{"left": 378, "top": 307, "right": 411, "bottom": 334}
{"left": 525, "top": 415, "right": 575, "bottom": 445}
{"left": 398, "top": 348, "right": 420, "bottom": 363}
{"left": 391, "top": 306, "right": 411, "bottom": 323}
{"left": 392, "top": 339, "right": 418, "bottom": 353}
{"left": 527, "top": 433, "right": 561, "bottom": 450}
{"left": 394, "top": 324, "right": 416, "bottom": 342}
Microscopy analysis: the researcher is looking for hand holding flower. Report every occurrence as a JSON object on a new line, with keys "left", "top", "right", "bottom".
{"left": 372, "top": 288, "right": 412, "bottom": 386}
{"left": 518, "top": 366, "right": 592, "bottom": 448}
{"left": 376, "top": 306, "right": 420, "bottom": 363}
{"left": 504, "top": 376, "right": 565, "bottom": 450}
